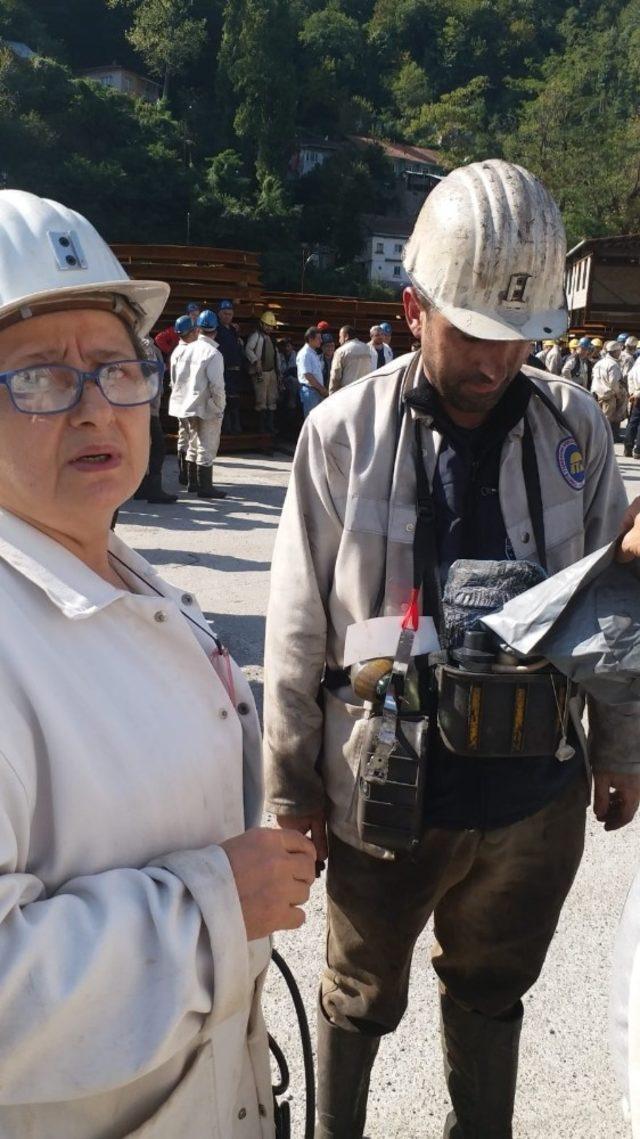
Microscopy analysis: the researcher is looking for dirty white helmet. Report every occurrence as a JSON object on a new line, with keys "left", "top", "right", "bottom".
{"left": 626, "top": 336, "right": 638, "bottom": 349}
{"left": 0, "top": 190, "right": 169, "bottom": 336}
{"left": 403, "top": 159, "right": 568, "bottom": 341}
{"left": 605, "top": 340, "right": 622, "bottom": 355}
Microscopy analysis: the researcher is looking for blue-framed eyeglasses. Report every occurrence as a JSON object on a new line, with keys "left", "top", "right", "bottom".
{"left": 0, "top": 359, "right": 163, "bottom": 416}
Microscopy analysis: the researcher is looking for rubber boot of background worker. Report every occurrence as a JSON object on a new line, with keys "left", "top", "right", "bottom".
{"left": 315, "top": 997, "right": 380, "bottom": 1139}
{"left": 177, "top": 417, "right": 189, "bottom": 485}
{"left": 177, "top": 450, "right": 188, "bottom": 486}
{"left": 441, "top": 992, "right": 522, "bottom": 1139}
{"left": 196, "top": 464, "right": 227, "bottom": 500}
{"left": 145, "top": 415, "right": 177, "bottom": 504}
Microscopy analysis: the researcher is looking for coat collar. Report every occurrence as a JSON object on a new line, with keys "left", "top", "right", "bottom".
{"left": 0, "top": 509, "right": 186, "bottom": 620}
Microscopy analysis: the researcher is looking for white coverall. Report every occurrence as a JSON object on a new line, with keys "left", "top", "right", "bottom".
{"left": 592, "top": 352, "right": 627, "bottom": 424}
{"left": 169, "top": 333, "right": 226, "bottom": 467}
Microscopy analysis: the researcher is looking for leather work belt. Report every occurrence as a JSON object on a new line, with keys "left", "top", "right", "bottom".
{"left": 436, "top": 664, "right": 568, "bottom": 758}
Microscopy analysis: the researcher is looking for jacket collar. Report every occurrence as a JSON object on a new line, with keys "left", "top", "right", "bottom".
{"left": 0, "top": 509, "right": 177, "bottom": 620}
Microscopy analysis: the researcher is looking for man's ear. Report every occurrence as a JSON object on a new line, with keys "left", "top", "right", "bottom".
{"left": 403, "top": 287, "right": 423, "bottom": 339}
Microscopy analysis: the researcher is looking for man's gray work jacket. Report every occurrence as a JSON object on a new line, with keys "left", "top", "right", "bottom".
{"left": 264, "top": 351, "right": 640, "bottom": 853}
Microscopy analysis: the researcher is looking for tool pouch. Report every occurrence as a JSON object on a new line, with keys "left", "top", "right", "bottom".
{"left": 436, "top": 664, "right": 566, "bottom": 758}
{"left": 356, "top": 713, "right": 429, "bottom": 853}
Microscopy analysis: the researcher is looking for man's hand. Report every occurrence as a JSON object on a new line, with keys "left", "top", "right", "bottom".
{"left": 221, "top": 827, "right": 316, "bottom": 940}
{"left": 593, "top": 771, "right": 640, "bottom": 830}
{"left": 617, "top": 496, "right": 640, "bottom": 563}
{"left": 276, "top": 807, "right": 328, "bottom": 862}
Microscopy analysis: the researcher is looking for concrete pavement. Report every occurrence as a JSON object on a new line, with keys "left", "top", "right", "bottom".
{"left": 116, "top": 445, "right": 640, "bottom": 1139}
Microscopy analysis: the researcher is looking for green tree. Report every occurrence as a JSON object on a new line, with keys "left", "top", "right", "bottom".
{"left": 217, "top": 0, "right": 298, "bottom": 177}
{"left": 106, "top": 0, "right": 207, "bottom": 98}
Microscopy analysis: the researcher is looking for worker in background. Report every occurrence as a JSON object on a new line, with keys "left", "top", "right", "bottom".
{"left": 317, "top": 320, "right": 331, "bottom": 335}
{"left": 620, "top": 335, "right": 639, "bottom": 381}
{"left": 263, "top": 159, "right": 640, "bottom": 1139}
{"left": 625, "top": 352, "right": 640, "bottom": 458}
{"left": 216, "top": 298, "right": 244, "bottom": 435}
{"left": 131, "top": 335, "right": 177, "bottom": 506}
{"left": 329, "top": 325, "right": 374, "bottom": 394}
{"left": 368, "top": 324, "right": 393, "bottom": 369}
{"left": 321, "top": 333, "right": 335, "bottom": 388}
{"left": 590, "top": 337, "right": 604, "bottom": 363}
{"left": 543, "top": 339, "right": 563, "bottom": 374}
{"left": 562, "top": 336, "right": 593, "bottom": 388}
{"left": 186, "top": 300, "right": 201, "bottom": 327}
{"left": 380, "top": 321, "right": 394, "bottom": 358}
{"left": 170, "top": 315, "right": 198, "bottom": 487}
{"left": 168, "top": 310, "right": 227, "bottom": 500}
{"left": 245, "top": 311, "right": 280, "bottom": 435}
{"left": 297, "top": 326, "right": 327, "bottom": 418}
{"left": 592, "top": 340, "right": 627, "bottom": 439}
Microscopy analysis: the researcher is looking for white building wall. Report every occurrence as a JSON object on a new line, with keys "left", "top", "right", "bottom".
{"left": 367, "top": 234, "right": 410, "bottom": 286}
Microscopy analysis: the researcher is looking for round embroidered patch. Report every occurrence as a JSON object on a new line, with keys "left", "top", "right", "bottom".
{"left": 556, "top": 436, "right": 585, "bottom": 490}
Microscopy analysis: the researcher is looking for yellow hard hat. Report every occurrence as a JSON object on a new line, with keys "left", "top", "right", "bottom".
{"left": 542, "top": 339, "right": 555, "bottom": 347}
{"left": 591, "top": 337, "right": 603, "bottom": 348}
{"left": 261, "top": 310, "right": 277, "bottom": 328}
{"left": 569, "top": 338, "right": 580, "bottom": 350}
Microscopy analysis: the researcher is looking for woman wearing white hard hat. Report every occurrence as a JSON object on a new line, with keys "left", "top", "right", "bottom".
{"left": 0, "top": 190, "right": 315, "bottom": 1139}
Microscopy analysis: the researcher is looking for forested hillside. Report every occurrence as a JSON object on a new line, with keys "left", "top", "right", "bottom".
{"left": 1, "top": 0, "right": 639, "bottom": 291}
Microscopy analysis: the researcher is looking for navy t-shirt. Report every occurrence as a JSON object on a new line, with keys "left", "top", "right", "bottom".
{"left": 408, "top": 376, "right": 583, "bottom": 830}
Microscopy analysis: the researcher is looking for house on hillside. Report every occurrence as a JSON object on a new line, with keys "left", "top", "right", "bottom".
{"left": 288, "top": 137, "right": 341, "bottom": 177}
{"left": 357, "top": 216, "right": 412, "bottom": 290}
{"left": 566, "top": 234, "right": 640, "bottom": 334}
{"left": 80, "top": 65, "right": 160, "bottom": 103}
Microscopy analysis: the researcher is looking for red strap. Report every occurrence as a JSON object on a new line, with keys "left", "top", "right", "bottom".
{"left": 401, "top": 587, "right": 420, "bottom": 632}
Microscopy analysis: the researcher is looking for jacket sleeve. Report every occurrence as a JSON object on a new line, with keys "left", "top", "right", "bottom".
{"left": 206, "top": 353, "right": 226, "bottom": 415}
{"left": 329, "top": 348, "right": 343, "bottom": 394}
{"left": 581, "top": 409, "right": 640, "bottom": 773}
{"left": 0, "top": 744, "right": 250, "bottom": 1103}
{"left": 263, "top": 417, "right": 345, "bottom": 814}
{"left": 244, "top": 331, "right": 261, "bottom": 368}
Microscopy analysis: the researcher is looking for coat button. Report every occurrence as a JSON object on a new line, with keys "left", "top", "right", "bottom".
{"left": 238, "top": 1107, "right": 247, "bottom": 1119}
{"left": 181, "top": 593, "right": 193, "bottom": 606}
{"left": 521, "top": 532, "right": 530, "bottom": 543}
{"left": 237, "top": 702, "right": 250, "bottom": 716}
{"left": 154, "top": 611, "right": 168, "bottom": 623}
{"left": 219, "top": 709, "right": 229, "bottom": 719}
{"left": 405, "top": 522, "right": 415, "bottom": 533}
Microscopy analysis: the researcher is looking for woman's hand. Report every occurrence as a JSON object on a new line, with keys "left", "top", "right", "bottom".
{"left": 222, "top": 827, "right": 316, "bottom": 940}
{"left": 617, "top": 496, "right": 640, "bottom": 563}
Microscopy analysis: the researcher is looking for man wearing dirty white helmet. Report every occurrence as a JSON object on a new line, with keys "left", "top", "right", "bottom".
{"left": 264, "top": 159, "right": 640, "bottom": 1138}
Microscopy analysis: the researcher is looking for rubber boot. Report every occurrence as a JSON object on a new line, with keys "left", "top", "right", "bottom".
{"left": 196, "top": 464, "right": 227, "bottom": 500}
{"left": 265, "top": 408, "right": 276, "bottom": 434}
{"left": 231, "top": 404, "right": 243, "bottom": 434}
{"left": 315, "top": 997, "right": 380, "bottom": 1138}
{"left": 187, "top": 460, "right": 198, "bottom": 493}
{"left": 441, "top": 992, "right": 523, "bottom": 1139}
{"left": 177, "top": 451, "right": 188, "bottom": 486}
{"left": 145, "top": 476, "right": 177, "bottom": 505}
{"left": 257, "top": 410, "right": 268, "bottom": 434}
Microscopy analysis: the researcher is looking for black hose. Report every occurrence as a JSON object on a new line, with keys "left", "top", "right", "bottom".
{"left": 270, "top": 947, "right": 316, "bottom": 1139}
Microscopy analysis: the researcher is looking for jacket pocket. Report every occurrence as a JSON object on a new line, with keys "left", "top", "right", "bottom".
{"left": 125, "top": 1043, "right": 217, "bottom": 1138}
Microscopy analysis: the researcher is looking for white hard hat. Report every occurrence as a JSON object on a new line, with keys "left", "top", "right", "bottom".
{"left": 626, "top": 336, "right": 638, "bottom": 348}
{"left": 0, "top": 190, "right": 169, "bottom": 336}
{"left": 605, "top": 340, "right": 622, "bottom": 354}
{"left": 403, "top": 159, "right": 568, "bottom": 341}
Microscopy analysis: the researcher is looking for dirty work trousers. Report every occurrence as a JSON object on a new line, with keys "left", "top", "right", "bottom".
{"left": 252, "top": 369, "right": 278, "bottom": 412}
{"left": 322, "top": 774, "right": 587, "bottom": 1031}
{"left": 177, "top": 417, "right": 189, "bottom": 454}
{"left": 185, "top": 416, "right": 222, "bottom": 468}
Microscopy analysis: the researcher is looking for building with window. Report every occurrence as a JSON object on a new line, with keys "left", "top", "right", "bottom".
{"left": 357, "top": 217, "right": 412, "bottom": 290}
{"left": 566, "top": 234, "right": 640, "bottom": 334}
{"left": 80, "top": 66, "right": 161, "bottom": 103}
{"left": 288, "top": 138, "right": 341, "bottom": 177}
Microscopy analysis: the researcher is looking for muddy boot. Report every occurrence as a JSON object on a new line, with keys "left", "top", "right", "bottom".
{"left": 196, "top": 465, "right": 227, "bottom": 500}
{"left": 257, "top": 410, "right": 268, "bottom": 434}
{"left": 187, "top": 460, "right": 198, "bottom": 493}
{"left": 177, "top": 451, "right": 188, "bottom": 486}
{"left": 441, "top": 992, "right": 523, "bottom": 1139}
{"left": 315, "top": 997, "right": 380, "bottom": 1138}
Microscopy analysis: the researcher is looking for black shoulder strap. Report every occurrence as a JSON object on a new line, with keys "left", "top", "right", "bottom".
{"left": 413, "top": 419, "right": 446, "bottom": 636}
{"left": 521, "top": 417, "right": 547, "bottom": 573}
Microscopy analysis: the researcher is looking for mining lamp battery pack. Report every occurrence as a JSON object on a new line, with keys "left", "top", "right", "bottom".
{"left": 356, "top": 714, "right": 429, "bottom": 853}
{"left": 436, "top": 664, "right": 567, "bottom": 758}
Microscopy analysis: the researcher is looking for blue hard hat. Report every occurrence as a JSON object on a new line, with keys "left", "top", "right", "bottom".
{"left": 187, "top": 302, "right": 200, "bottom": 313}
{"left": 174, "top": 315, "right": 193, "bottom": 335}
{"left": 219, "top": 299, "right": 234, "bottom": 310}
{"left": 197, "top": 309, "right": 218, "bottom": 330}
{"left": 617, "top": 333, "right": 628, "bottom": 342}
{"left": 380, "top": 322, "right": 392, "bottom": 334}
{"left": 579, "top": 336, "right": 592, "bottom": 348}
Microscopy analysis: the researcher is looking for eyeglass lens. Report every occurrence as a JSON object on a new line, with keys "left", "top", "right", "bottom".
{"left": 9, "top": 361, "right": 159, "bottom": 414}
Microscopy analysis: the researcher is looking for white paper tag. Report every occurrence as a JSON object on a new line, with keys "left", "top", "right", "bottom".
{"left": 343, "top": 616, "right": 440, "bottom": 668}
